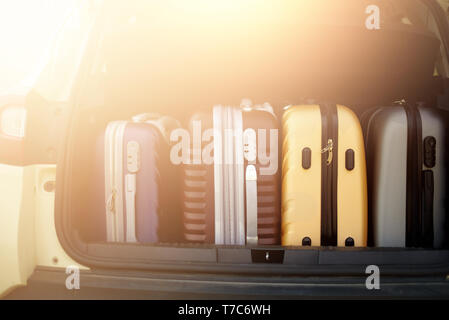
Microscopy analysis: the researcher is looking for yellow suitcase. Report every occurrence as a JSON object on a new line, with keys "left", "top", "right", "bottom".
{"left": 282, "top": 104, "right": 367, "bottom": 247}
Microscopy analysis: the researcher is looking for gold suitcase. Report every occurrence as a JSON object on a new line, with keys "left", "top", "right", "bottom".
{"left": 282, "top": 104, "right": 367, "bottom": 247}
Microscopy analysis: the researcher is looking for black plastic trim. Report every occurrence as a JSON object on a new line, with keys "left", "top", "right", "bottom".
{"left": 6, "top": 266, "right": 449, "bottom": 299}
{"left": 251, "top": 249, "right": 285, "bottom": 264}
{"left": 320, "top": 104, "right": 338, "bottom": 246}
{"left": 404, "top": 104, "right": 424, "bottom": 247}
{"left": 422, "top": 170, "right": 435, "bottom": 248}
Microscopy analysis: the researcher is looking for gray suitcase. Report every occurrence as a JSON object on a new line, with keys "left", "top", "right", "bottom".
{"left": 363, "top": 102, "right": 448, "bottom": 248}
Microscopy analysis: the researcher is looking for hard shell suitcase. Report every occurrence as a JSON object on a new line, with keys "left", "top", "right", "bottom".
{"left": 363, "top": 102, "right": 448, "bottom": 248}
{"left": 282, "top": 104, "right": 368, "bottom": 247}
{"left": 89, "top": 113, "right": 182, "bottom": 243}
{"left": 183, "top": 103, "right": 280, "bottom": 245}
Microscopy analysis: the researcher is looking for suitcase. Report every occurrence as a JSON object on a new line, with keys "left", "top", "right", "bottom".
{"left": 363, "top": 101, "right": 448, "bottom": 248}
{"left": 183, "top": 103, "right": 281, "bottom": 245}
{"left": 89, "top": 113, "right": 182, "bottom": 243}
{"left": 281, "top": 104, "right": 368, "bottom": 247}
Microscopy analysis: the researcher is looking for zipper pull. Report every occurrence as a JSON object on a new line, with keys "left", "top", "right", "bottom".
{"left": 106, "top": 189, "right": 116, "bottom": 213}
{"left": 321, "top": 139, "right": 333, "bottom": 165}
{"left": 393, "top": 99, "right": 407, "bottom": 106}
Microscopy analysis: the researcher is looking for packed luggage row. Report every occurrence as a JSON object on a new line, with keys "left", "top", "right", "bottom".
{"left": 88, "top": 99, "right": 448, "bottom": 249}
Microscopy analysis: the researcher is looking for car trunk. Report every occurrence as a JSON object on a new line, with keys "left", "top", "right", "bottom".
{"left": 55, "top": 0, "right": 449, "bottom": 278}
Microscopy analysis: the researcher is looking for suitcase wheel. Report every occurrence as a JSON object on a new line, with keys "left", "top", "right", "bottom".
{"left": 302, "top": 237, "right": 312, "bottom": 246}
{"left": 345, "top": 237, "right": 355, "bottom": 247}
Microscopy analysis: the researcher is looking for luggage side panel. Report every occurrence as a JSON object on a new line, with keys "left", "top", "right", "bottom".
{"left": 183, "top": 113, "right": 215, "bottom": 243}
{"left": 123, "top": 123, "right": 161, "bottom": 243}
{"left": 156, "top": 129, "right": 183, "bottom": 244}
{"left": 336, "top": 105, "right": 367, "bottom": 247}
{"left": 367, "top": 108, "right": 408, "bottom": 247}
{"left": 282, "top": 105, "right": 322, "bottom": 246}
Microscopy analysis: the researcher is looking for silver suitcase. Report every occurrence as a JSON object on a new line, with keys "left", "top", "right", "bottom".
{"left": 363, "top": 102, "right": 448, "bottom": 248}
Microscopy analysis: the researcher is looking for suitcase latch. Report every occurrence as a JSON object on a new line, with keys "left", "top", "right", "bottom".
{"left": 321, "top": 139, "right": 333, "bottom": 165}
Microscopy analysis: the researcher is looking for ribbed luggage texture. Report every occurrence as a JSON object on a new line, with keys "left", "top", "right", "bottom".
{"left": 183, "top": 163, "right": 214, "bottom": 243}
{"left": 183, "top": 163, "right": 280, "bottom": 244}
{"left": 183, "top": 104, "right": 280, "bottom": 245}
{"left": 256, "top": 173, "right": 280, "bottom": 245}
{"left": 183, "top": 113, "right": 215, "bottom": 243}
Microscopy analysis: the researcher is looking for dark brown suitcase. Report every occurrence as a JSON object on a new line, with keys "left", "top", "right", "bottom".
{"left": 183, "top": 103, "right": 280, "bottom": 245}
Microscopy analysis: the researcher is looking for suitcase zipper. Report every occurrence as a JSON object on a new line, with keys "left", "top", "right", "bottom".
{"left": 104, "top": 121, "right": 127, "bottom": 243}
{"left": 320, "top": 104, "right": 338, "bottom": 246}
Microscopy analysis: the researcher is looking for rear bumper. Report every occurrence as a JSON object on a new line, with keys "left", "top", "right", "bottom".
{"left": 4, "top": 266, "right": 449, "bottom": 299}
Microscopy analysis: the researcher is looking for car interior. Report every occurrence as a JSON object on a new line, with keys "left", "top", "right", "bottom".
{"left": 55, "top": 0, "right": 449, "bottom": 275}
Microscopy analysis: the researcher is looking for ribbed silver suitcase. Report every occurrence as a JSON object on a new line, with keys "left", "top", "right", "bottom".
{"left": 363, "top": 102, "right": 448, "bottom": 248}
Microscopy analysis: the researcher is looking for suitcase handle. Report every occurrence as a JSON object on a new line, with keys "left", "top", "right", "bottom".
{"left": 125, "top": 173, "right": 138, "bottom": 243}
{"left": 132, "top": 113, "right": 181, "bottom": 145}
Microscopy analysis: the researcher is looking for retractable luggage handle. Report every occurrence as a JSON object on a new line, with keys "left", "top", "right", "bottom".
{"left": 125, "top": 174, "right": 138, "bottom": 243}
{"left": 245, "top": 165, "right": 258, "bottom": 245}
{"left": 125, "top": 140, "right": 140, "bottom": 243}
{"left": 244, "top": 128, "right": 258, "bottom": 245}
